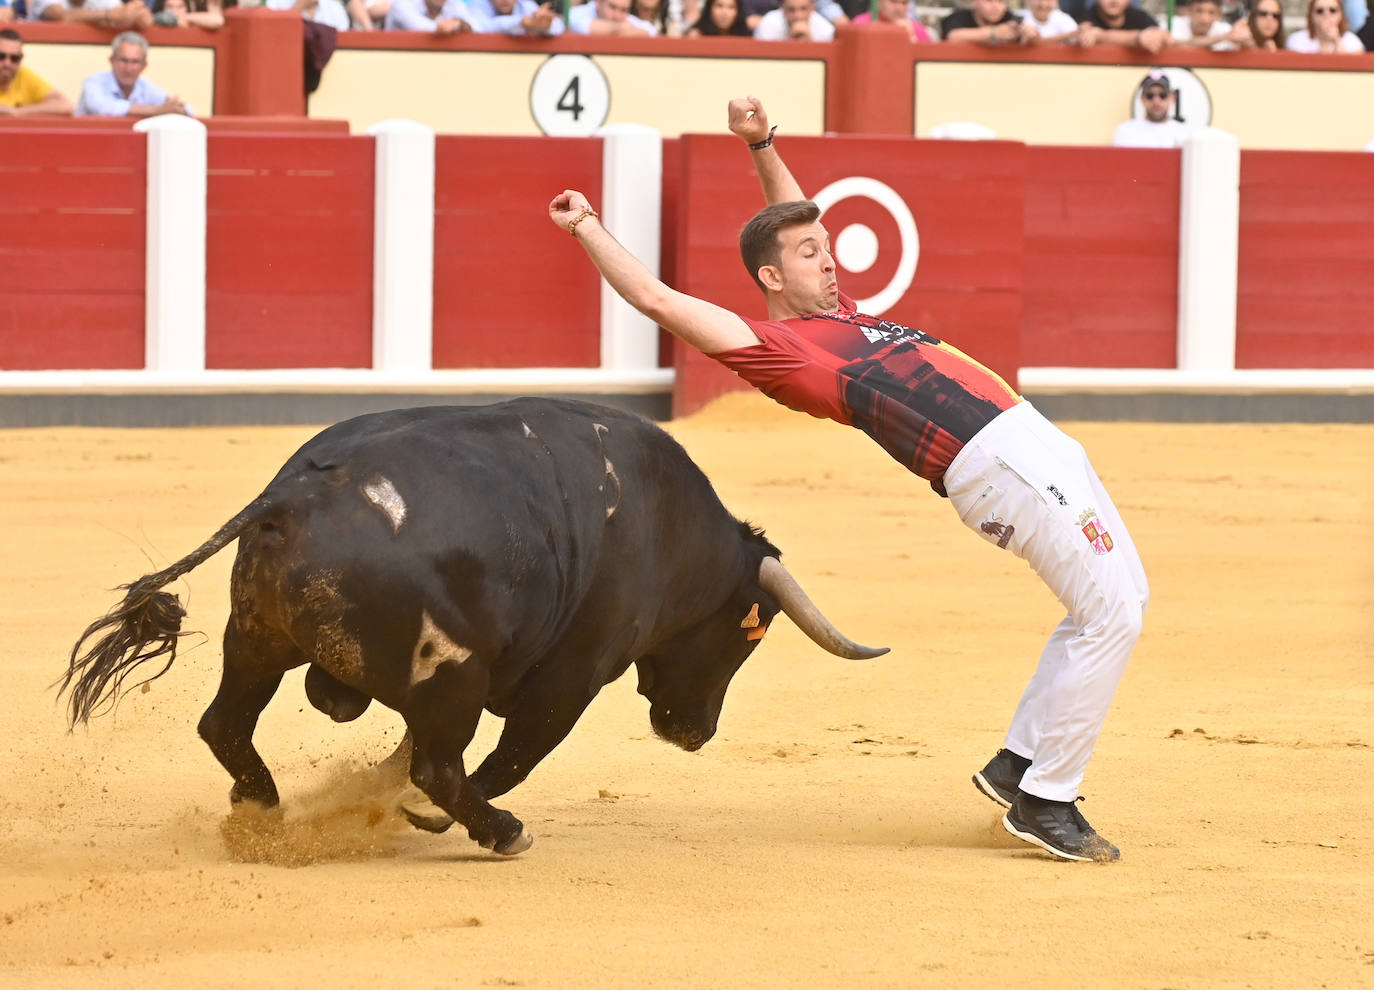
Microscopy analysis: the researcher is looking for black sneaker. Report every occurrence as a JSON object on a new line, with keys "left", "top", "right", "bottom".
{"left": 1003, "top": 793, "right": 1121, "bottom": 862}
{"left": 972, "top": 749, "right": 1031, "bottom": 809}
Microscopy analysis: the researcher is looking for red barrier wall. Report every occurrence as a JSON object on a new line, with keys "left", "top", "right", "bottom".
{"left": 672, "top": 134, "right": 1024, "bottom": 417}
{"left": 1237, "top": 151, "right": 1374, "bottom": 369}
{"left": 0, "top": 131, "right": 146, "bottom": 370}
{"left": 205, "top": 134, "right": 374, "bottom": 368}
{"left": 1021, "top": 146, "right": 1180, "bottom": 369}
{"left": 432, "top": 137, "right": 602, "bottom": 369}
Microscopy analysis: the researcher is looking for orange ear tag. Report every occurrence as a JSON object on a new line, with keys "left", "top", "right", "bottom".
{"left": 746, "top": 622, "right": 769, "bottom": 641}
{"left": 739, "top": 603, "right": 760, "bottom": 629}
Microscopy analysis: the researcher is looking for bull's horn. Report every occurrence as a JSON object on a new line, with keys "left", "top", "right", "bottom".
{"left": 758, "top": 557, "right": 889, "bottom": 660}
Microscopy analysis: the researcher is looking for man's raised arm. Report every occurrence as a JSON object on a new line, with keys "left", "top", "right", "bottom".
{"left": 550, "top": 189, "right": 760, "bottom": 355}
{"left": 727, "top": 96, "right": 806, "bottom": 205}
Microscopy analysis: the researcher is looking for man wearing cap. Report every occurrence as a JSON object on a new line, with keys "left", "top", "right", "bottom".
{"left": 1113, "top": 70, "right": 1188, "bottom": 148}
{"left": 1079, "top": 0, "right": 1170, "bottom": 51}
{"left": 0, "top": 27, "right": 74, "bottom": 115}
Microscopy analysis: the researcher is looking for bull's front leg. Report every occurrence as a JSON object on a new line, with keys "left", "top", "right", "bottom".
{"left": 404, "top": 662, "right": 532, "bottom": 855}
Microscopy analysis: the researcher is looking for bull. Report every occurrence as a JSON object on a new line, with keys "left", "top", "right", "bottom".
{"left": 61, "top": 399, "right": 886, "bottom": 856}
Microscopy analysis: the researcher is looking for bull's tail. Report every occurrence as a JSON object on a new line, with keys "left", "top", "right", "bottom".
{"left": 58, "top": 496, "right": 276, "bottom": 728}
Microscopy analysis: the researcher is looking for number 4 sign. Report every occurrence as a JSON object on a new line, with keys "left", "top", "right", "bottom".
{"left": 530, "top": 54, "right": 611, "bottom": 136}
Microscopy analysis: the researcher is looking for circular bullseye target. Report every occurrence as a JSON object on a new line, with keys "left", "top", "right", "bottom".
{"left": 812, "top": 177, "right": 918, "bottom": 316}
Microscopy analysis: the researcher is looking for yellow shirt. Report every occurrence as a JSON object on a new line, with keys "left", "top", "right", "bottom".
{"left": 0, "top": 66, "right": 54, "bottom": 108}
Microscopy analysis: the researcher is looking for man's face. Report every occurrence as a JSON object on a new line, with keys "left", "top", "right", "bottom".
{"left": 598, "top": 0, "right": 631, "bottom": 20}
{"left": 781, "top": 0, "right": 814, "bottom": 24}
{"left": 0, "top": 38, "right": 22, "bottom": 88}
{"left": 1188, "top": 0, "right": 1220, "bottom": 32}
{"left": 1029, "top": 0, "right": 1056, "bottom": 19}
{"left": 490, "top": 0, "right": 515, "bottom": 11}
{"left": 971, "top": 0, "right": 1007, "bottom": 24}
{"left": 111, "top": 42, "right": 147, "bottom": 90}
{"left": 771, "top": 222, "right": 840, "bottom": 315}
{"left": 878, "top": 0, "right": 908, "bottom": 22}
{"left": 1096, "top": 0, "right": 1128, "bottom": 18}
{"left": 1141, "top": 85, "right": 1173, "bottom": 123}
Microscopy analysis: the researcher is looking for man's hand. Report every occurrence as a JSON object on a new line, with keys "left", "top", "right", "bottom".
{"left": 728, "top": 96, "right": 770, "bottom": 145}
{"left": 1138, "top": 25, "right": 1170, "bottom": 52}
{"left": 436, "top": 16, "right": 471, "bottom": 32}
{"left": 550, "top": 189, "right": 597, "bottom": 234}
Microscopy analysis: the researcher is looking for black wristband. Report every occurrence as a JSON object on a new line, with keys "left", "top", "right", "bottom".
{"left": 749, "top": 125, "right": 778, "bottom": 151}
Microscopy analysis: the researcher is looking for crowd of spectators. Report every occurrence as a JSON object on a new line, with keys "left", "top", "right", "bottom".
{"left": 0, "top": 0, "right": 1369, "bottom": 47}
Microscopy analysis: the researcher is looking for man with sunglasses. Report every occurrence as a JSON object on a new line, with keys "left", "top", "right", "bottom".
{"left": 0, "top": 28, "right": 74, "bottom": 116}
{"left": 1112, "top": 69, "right": 1187, "bottom": 148}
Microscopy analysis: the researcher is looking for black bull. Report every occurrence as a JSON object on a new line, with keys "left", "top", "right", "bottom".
{"left": 61, "top": 399, "right": 886, "bottom": 855}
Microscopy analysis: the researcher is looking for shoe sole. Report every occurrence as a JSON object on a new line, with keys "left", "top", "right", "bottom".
{"left": 972, "top": 771, "right": 1014, "bottom": 809}
{"left": 1001, "top": 812, "right": 1095, "bottom": 863}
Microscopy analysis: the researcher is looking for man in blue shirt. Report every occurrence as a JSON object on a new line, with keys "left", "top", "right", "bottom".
{"left": 469, "top": 0, "right": 564, "bottom": 35}
{"left": 75, "top": 31, "right": 191, "bottom": 117}
{"left": 385, "top": 0, "right": 475, "bottom": 31}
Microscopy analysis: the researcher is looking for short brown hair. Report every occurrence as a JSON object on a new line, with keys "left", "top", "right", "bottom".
{"left": 739, "top": 200, "right": 820, "bottom": 292}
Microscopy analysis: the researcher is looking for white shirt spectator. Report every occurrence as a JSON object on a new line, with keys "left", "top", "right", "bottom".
{"left": 1284, "top": 27, "right": 1365, "bottom": 50}
{"left": 76, "top": 69, "right": 192, "bottom": 116}
{"left": 1112, "top": 117, "right": 1187, "bottom": 149}
{"left": 266, "top": 0, "right": 352, "bottom": 31}
{"left": 28, "top": 0, "right": 120, "bottom": 19}
{"left": 386, "top": 0, "right": 475, "bottom": 29}
{"left": 567, "top": 1, "right": 658, "bottom": 33}
{"left": 1019, "top": 6, "right": 1078, "bottom": 36}
{"left": 468, "top": 0, "right": 565, "bottom": 33}
{"left": 753, "top": 6, "right": 834, "bottom": 38}
{"left": 1169, "top": 16, "right": 1236, "bottom": 49}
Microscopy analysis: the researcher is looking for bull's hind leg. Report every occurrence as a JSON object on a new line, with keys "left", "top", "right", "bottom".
{"left": 197, "top": 621, "right": 298, "bottom": 809}
{"left": 404, "top": 661, "right": 532, "bottom": 855}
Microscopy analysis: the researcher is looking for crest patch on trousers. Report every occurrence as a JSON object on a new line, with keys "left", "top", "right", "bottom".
{"left": 1078, "top": 507, "right": 1114, "bottom": 555}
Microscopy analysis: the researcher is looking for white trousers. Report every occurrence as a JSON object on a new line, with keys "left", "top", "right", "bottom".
{"left": 944, "top": 401, "right": 1149, "bottom": 802}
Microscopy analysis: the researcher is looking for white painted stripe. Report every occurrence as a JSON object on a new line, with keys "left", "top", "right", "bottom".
{"left": 136, "top": 115, "right": 207, "bottom": 374}
{"left": 1018, "top": 368, "right": 1374, "bottom": 393}
{"left": 367, "top": 119, "right": 436, "bottom": 374}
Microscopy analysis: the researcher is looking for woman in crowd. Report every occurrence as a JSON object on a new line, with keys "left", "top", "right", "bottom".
{"left": 687, "top": 0, "right": 749, "bottom": 35}
{"left": 1285, "top": 0, "right": 1365, "bottom": 50}
{"left": 1235, "top": 0, "right": 1287, "bottom": 49}
{"left": 851, "top": 0, "right": 933, "bottom": 41}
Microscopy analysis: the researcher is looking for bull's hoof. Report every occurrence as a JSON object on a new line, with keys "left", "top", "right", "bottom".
{"left": 400, "top": 797, "right": 455, "bottom": 834}
{"left": 493, "top": 829, "right": 534, "bottom": 856}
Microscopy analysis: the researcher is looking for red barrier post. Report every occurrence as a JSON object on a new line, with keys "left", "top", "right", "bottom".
{"left": 828, "top": 23, "right": 916, "bottom": 136}
{"left": 218, "top": 8, "right": 306, "bottom": 117}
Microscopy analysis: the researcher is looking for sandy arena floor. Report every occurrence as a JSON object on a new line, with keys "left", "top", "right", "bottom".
{"left": 2, "top": 393, "right": 1372, "bottom": 989}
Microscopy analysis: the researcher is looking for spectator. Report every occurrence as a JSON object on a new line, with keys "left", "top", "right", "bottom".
{"left": 1285, "top": 0, "right": 1364, "bottom": 50}
{"left": 1235, "top": 0, "right": 1286, "bottom": 48}
{"left": 75, "top": 31, "right": 192, "bottom": 117}
{"left": 1112, "top": 69, "right": 1187, "bottom": 148}
{"left": 0, "top": 0, "right": 13, "bottom": 23}
{"left": 386, "top": 0, "right": 474, "bottom": 30}
{"left": 29, "top": 0, "right": 153, "bottom": 27}
{"left": 0, "top": 27, "right": 74, "bottom": 114}
{"left": 632, "top": 0, "right": 671, "bottom": 32}
{"left": 941, "top": 0, "right": 1027, "bottom": 43}
{"left": 348, "top": 0, "right": 391, "bottom": 28}
{"left": 469, "top": 0, "right": 564, "bottom": 34}
{"left": 853, "top": 0, "right": 933, "bottom": 42}
{"left": 1079, "top": 0, "right": 1170, "bottom": 52}
{"left": 1018, "top": 0, "right": 1079, "bottom": 42}
{"left": 1342, "top": 0, "right": 1366, "bottom": 33}
{"left": 1169, "top": 0, "right": 1243, "bottom": 48}
{"left": 267, "top": 0, "right": 351, "bottom": 31}
{"left": 152, "top": 0, "right": 224, "bottom": 27}
{"left": 754, "top": 0, "right": 834, "bottom": 38}
{"left": 743, "top": 0, "right": 847, "bottom": 31}
{"left": 687, "top": 0, "right": 750, "bottom": 34}
{"left": 568, "top": 0, "right": 658, "bottom": 34}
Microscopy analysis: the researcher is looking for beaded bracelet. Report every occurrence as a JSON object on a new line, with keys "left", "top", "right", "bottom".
{"left": 567, "top": 207, "right": 599, "bottom": 238}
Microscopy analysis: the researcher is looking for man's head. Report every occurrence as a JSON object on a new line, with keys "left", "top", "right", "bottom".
{"left": 876, "top": 0, "right": 909, "bottom": 23}
{"left": 1027, "top": 0, "right": 1057, "bottom": 20}
{"left": 1138, "top": 70, "right": 1174, "bottom": 123}
{"left": 781, "top": 0, "right": 815, "bottom": 26}
{"left": 971, "top": 0, "right": 1008, "bottom": 26}
{"left": 597, "top": 0, "right": 632, "bottom": 20}
{"left": 109, "top": 32, "right": 149, "bottom": 91}
{"left": 1186, "top": 0, "right": 1220, "bottom": 34}
{"left": 740, "top": 200, "right": 840, "bottom": 317}
{"left": 489, "top": 0, "right": 515, "bottom": 12}
{"left": 0, "top": 29, "right": 23, "bottom": 89}
{"left": 1094, "top": 0, "right": 1129, "bottom": 21}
